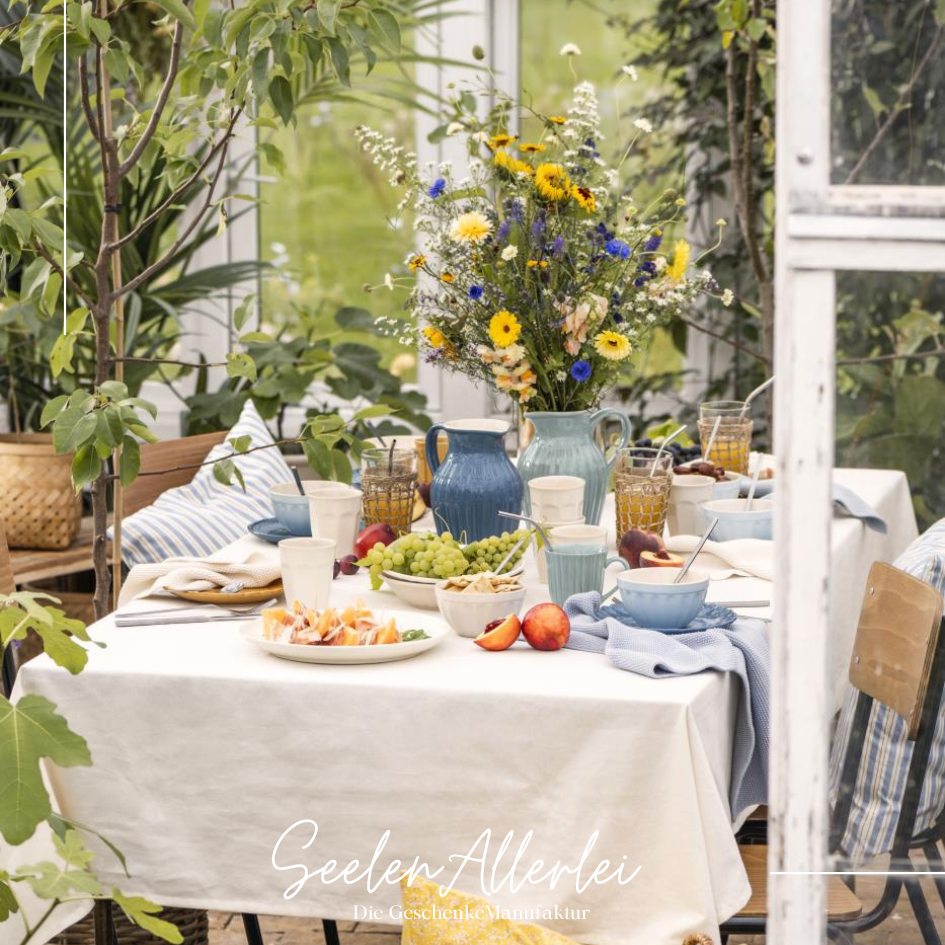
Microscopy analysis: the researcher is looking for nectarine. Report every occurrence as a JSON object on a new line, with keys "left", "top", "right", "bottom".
{"left": 640, "top": 549, "right": 684, "bottom": 568}
{"left": 474, "top": 614, "right": 522, "bottom": 651}
{"left": 521, "top": 603, "right": 570, "bottom": 651}
{"left": 618, "top": 528, "right": 665, "bottom": 568}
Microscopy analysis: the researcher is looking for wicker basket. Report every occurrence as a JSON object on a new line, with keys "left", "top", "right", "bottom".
{"left": 0, "top": 434, "right": 81, "bottom": 550}
{"left": 52, "top": 905, "right": 208, "bottom": 945}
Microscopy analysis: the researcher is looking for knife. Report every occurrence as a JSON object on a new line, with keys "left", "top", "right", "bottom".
{"left": 712, "top": 600, "right": 771, "bottom": 608}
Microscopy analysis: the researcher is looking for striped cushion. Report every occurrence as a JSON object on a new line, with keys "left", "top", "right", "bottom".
{"left": 115, "top": 401, "right": 293, "bottom": 566}
{"left": 829, "top": 518, "right": 945, "bottom": 862}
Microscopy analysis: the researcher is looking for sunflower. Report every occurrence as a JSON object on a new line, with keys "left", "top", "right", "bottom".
{"left": 487, "top": 133, "right": 516, "bottom": 151}
{"left": 449, "top": 211, "right": 492, "bottom": 244}
{"left": 534, "top": 163, "right": 572, "bottom": 202}
{"left": 571, "top": 185, "right": 597, "bottom": 213}
{"left": 666, "top": 239, "right": 691, "bottom": 281}
{"left": 423, "top": 326, "right": 447, "bottom": 348}
{"left": 493, "top": 150, "right": 535, "bottom": 176}
{"left": 594, "top": 330, "right": 632, "bottom": 361}
{"left": 488, "top": 310, "right": 522, "bottom": 348}
{"left": 547, "top": 116, "right": 566, "bottom": 125}
{"left": 518, "top": 142, "right": 546, "bottom": 153}
{"left": 407, "top": 254, "right": 427, "bottom": 273}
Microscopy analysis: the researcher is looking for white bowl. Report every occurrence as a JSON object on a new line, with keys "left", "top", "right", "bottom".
{"left": 713, "top": 472, "right": 741, "bottom": 500}
{"left": 382, "top": 572, "right": 439, "bottom": 609}
{"left": 701, "top": 498, "right": 774, "bottom": 541}
{"left": 435, "top": 583, "right": 527, "bottom": 638}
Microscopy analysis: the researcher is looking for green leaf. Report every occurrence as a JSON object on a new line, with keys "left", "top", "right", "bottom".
{"left": 894, "top": 375, "right": 945, "bottom": 438}
{"left": 318, "top": 0, "right": 340, "bottom": 33}
{"left": 325, "top": 36, "right": 350, "bottom": 86}
{"left": 211, "top": 459, "right": 246, "bottom": 491}
{"left": 226, "top": 352, "right": 257, "bottom": 382}
{"left": 145, "top": 0, "right": 197, "bottom": 31}
{"left": 40, "top": 395, "right": 69, "bottom": 429}
{"left": 330, "top": 449, "right": 352, "bottom": 484}
{"left": 351, "top": 404, "right": 392, "bottom": 422}
{"left": 72, "top": 444, "right": 103, "bottom": 486}
{"left": 234, "top": 294, "right": 256, "bottom": 332}
{"left": 251, "top": 48, "right": 270, "bottom": 106}
{"left": 53, "top": 406, "right": 96, "bottom": 453}
{"left": 120, "top": 436, "right": 141, "bottom": 488}
{"left": 0, "top": 694, "right": 92, "bottom": 845}
{"left": 367, "top": 8, "right": 400, "bottom": 52}
{"left": 228, "top": 435, "right": 251, "bottom": 453}
{"left": 49, "top": 331, "right": 77, "bottom": 378}
{"left": 862, "top": 86, "right": 886, "bottom": 118}
{"left": 113, "top": 890, "right": 183, "bottom": 944}
{"left": 268, "top": 76, "right": 294, "bottom": 125}
{"left": 0, "top": 879, "right": 18, "bottom": 921}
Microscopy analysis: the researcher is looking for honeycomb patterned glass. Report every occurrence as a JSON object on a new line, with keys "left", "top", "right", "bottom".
{"left": 360, "top": 448, "right": 417, "bottom": 536}
{"left": 615, "top": 448, "right": 673, "bottom": 538}
{"left": 698, "top": 401, "right": 753, "bottom": 475}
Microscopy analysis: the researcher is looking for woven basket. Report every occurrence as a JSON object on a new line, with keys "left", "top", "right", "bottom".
{"left": 0, "top": 434, "right": 81, "bottom": 550}
{"left": 52, "top": 905, "right": 208, "bottom": 945}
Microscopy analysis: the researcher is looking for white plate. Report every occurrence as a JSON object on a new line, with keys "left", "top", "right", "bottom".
{"left": 240, "top": 610, "right": 448, "bottom": 664}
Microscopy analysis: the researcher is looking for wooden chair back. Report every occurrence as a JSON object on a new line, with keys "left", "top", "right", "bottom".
{"left": 0, "top": 518, "right": 14, "bottom": 596}
{"left": 848, "top": 561, "right": 943, "bottom": 740}
{"left": 123, "top": 431, "right": 227, "bottom": 516}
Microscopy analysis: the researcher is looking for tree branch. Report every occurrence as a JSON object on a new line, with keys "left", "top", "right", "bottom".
{"left": 117, "top": 19, "right": 185, "bottom": 177}
{"left": 109, "top": 356, "right": 228, "bottom": 368}
{"left": 683, "top": 316, "right": 770, "bottom": 364}
{"left": 837, "top": 345, "right": 945, "bottom": 366}
{"left": 843, "top": 24, "right": 942, "bottom": 185}
{"left": 113, "top": 108, "right": 241, "bottom": 299}
{"left": 32, "top": 240, "right": 96, "bottom": 310}
{"left": 78, "top": 55, "right": 100, "bottom": 142}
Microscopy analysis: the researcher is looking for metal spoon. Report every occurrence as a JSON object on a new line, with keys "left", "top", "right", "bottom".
{"left": 221, "top": 580, "right": 245, "bottom": 594}
{"left": 744, "top": 464, "right": 763, "bottom": 511}
{"left": 494, "top": 534, "right": 529, "bottom": 575}
{"left": 498, "top": 510, "right": 550, "bottom": 549}
{"left": 740, "top": 375, "right": 775, "bottom": 418}
{"left": 650, "top": 424, "right": 687, "bottom": 476}
{"left": 673, "top": 518, "right": 718, "bottom": 585}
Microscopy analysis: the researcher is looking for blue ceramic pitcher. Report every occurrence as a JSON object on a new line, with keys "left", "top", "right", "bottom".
{"left": 518, "top": 410, "right": 632, "bottom": 526}
{"left": 425, "top": 420, "right": 523, "bottom": 541}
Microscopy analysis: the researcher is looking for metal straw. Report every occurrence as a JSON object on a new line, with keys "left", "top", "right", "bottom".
{"left": 702, "top": 416, "right": 722, "bottom": 463}
{"left": 674, "top": 518, "right": 718, "bottom": 584}
{"left": 649, "top": 424, "right": 687, "bottom": 477}
{"left": 740, "top": 375, "right": 775, "bottom": 417}
{"left": 291, "top": 467, "right": 306, "bottom": 496}
{"left": 498, "top": 510, "right": 550, "bottom": 548}
{"left": 744, "top": 464, "right": 762, "bottom": 511}
{"left": 494, "top": 534, "right": 529, "bottom": 575}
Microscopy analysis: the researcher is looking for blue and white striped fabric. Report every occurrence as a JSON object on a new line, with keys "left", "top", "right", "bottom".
{"left": 829, "top": 518, "right": 945, "bottom": 863}
{"left": 563, "top": 592, "right": 770, "bottom": 817}
{"left": 114, "top": 401, "right": 293, "bottom": 567}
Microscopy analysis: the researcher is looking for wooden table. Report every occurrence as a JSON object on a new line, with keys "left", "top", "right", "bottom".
{"left": 9, "top": 517, "right": 110, "bottom": 585}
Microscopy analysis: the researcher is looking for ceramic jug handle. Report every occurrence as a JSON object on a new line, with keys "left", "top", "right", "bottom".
{"left": 425, "top": 423, "right": 447, "bottom": 477}
{"left": 590, "top": 408, "right": 632, "bottom": 473}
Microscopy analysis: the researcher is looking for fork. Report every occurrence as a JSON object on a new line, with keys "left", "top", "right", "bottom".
{"left": 115, "top": 598, "right": 277, "bottom": 626}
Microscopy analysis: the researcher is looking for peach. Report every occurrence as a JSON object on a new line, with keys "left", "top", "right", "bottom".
{"left": 618, "top": 528, "right": 665, "bottom": 568}
{"left": 521, "top": 603, "right": 570, "bottom": 651}
{"left": 474, "top": 614, "right": 522, "bottom": 651}
{"left": 640, "top": 550, "right": 685, "bottom": 568}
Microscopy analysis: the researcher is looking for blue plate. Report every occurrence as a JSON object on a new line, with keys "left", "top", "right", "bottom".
{"left": 601, "top": 601, "right": 738, "bottom": 634}
{"left": 248, "top": 518, "right": 294, "bottom": 544}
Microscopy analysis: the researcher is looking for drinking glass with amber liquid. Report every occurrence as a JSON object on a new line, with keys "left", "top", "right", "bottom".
{"left": 698, "top": 401, "right": 752, "bottom": 475}
{"left": 615, "top": 448, "right": 673, "bottom": 538}
{"left": 361, "top": 448, "right": 417, "bottom": 536}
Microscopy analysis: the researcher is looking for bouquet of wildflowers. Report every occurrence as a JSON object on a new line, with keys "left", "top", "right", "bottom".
{"left": 356, "top": 75, "right": 727, "bottom": 412}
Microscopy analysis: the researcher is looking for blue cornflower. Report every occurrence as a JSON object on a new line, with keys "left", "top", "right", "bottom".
{"left": 504, "top": 198, "right": 525, "bottom": 222}
{"left": 571, "top": 360, "right": 592, "bottom": 382}
{"left": 532, "top": 214, "right": 546, "bottom": 239}
{"left": 496, "top": 220, "right": 511, "bottom": 244}
{"left": 605, "top": 238, "right": 631, "bottom": 259}
{"left": 552, "top": 235, "right": 565, "bottom": 257}
{"left": 427, "top": 178, "right": 446, "bottom": 198}
{"left": 469, "top": 285, "right": 483, "bottom": 300}
{"left": 643, "top": 231, "right": 663, "bottom": 253}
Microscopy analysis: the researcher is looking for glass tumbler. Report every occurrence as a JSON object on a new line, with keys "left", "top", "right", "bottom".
{"left": 698, "top": 401, "right": 752, "bottom": 475}
{"left": 614, "top": 447, "right": 673, "bottom": 538}
{"left": 360, "top": 447, "right": 417, "bottom": 536}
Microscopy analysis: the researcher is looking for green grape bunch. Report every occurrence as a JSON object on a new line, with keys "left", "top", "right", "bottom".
{"left": 462, "top": 529, "right": 531, "bottom": 573}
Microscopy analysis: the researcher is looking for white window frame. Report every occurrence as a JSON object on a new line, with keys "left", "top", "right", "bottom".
{"left": 770, "top": 1, "right": 944, "bottom": 942}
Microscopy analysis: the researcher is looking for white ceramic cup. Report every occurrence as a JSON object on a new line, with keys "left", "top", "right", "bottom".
{"left": 534, "top": 516, "right": 585, "bottom": 584}
{"left": 279, "top": 537, "right": 336, "bottom": 611}
{"left": 308, "top": 485, "right": 362, "bottom": 557}
{"left": 549, "top": 523, "right": 608, "bottom": 547}
{"left": 668, "top": 474, "right": 716, "bottom": 537}
{"left": 528, "top": 475, "right": 585, "bottom": 523}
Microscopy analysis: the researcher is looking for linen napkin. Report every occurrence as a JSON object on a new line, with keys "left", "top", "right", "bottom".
{"left": 564, "top": 592, "right": 770, "bottom": 815}
{"left": 119, "top": 549, "right": 281, "bottom": 605}
{"left": 664, "top": 536, "right": 773, "bottom": 581}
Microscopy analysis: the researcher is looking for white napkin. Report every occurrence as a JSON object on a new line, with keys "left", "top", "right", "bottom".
{"left": 119, "top": 545, "right": 282, "bottom": 605}
{"left": 664, "top": 536, "right": 773, "bottom": 581}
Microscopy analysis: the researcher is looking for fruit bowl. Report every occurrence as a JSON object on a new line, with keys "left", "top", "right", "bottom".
{"left": 383, "top": 567, "right": 524, "bottom": 611}
{"left": 435, "top": 583, "right": 527, "bottom": 638}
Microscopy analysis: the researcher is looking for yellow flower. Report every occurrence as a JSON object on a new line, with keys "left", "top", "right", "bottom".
{"left": 449, "top": 211, "right": 492, "bottom": 244}
{"left": 407, "top": 254, "right": 426, "bottom": 273}
{"left": 526, "top": 259, "right": 549, "bottom": 268}
{"left": 666, "top": 239, "right": 691, "bottom": 282}
{"left": 423, "top": 326, "right": 447, "bottom": 348}
{"left": 440, "top": 272, "right": 455, "bottom": 283}
{"left": 493, "top": 151, "right": 534, "bottom": 176}
{"left": 547, "top": 116, "right": 566, "bottom": 125}
{"left": 534, "top": 163, "right": 571, "bottom": 202}
{"left": 571, "top": 185, "right": 597, "bottom": 213}
{"left": 488, "top": 310, "right": 522, "bottom": 348}
{"left": 487, "top": 134, "right": 516, "bottom": 151}
{"left": 518, "top": 142, "right": 546, "bottom": 153}
{"left": 594, "top": 330, "right": 632, "bottom": 361}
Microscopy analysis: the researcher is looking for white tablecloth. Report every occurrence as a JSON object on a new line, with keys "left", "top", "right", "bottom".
{"left": 5, "top": 468, "right": 916, "bottom": 945}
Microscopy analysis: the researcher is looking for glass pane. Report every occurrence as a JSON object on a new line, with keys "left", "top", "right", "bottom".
{"left": 831, "top": 0, "right": 945, "bottom": 186}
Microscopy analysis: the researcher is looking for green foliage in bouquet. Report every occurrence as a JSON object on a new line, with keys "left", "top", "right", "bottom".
{"left": 357, "top": 75, "right": 727, "bottom": 414}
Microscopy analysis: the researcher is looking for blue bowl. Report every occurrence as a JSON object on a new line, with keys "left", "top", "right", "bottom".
{"left": 701, "top": 498, "right": 773, "bottom": 541}
{"left": 615, "top": 568, "right": 709, "bottom": 630}
{"left": 713, "top": 472, "right": 741, "bottom": 500}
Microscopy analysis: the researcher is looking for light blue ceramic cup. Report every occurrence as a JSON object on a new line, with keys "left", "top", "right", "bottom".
{"left": 713, "top": 472, "right": 741, "bottom": 500}
{"left": 545, "top": 543, "right": 629, "bottom": 607}
{"left": 616, "top": 568, "right": 710, "bottom": 630}
{"left": 700, "top": 498, "right": 774, "bottom": 541}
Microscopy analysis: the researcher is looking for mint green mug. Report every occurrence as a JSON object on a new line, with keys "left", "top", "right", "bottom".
{"left": 545, "top": 543, "right": 629, "bottom": 607}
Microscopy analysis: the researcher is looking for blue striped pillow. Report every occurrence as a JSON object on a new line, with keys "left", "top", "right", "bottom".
{"left": 829, "top": 518, "right": 945, "bottom": 863}
{"left": 114, "top": 401, "right": 293, "bottom": 567}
